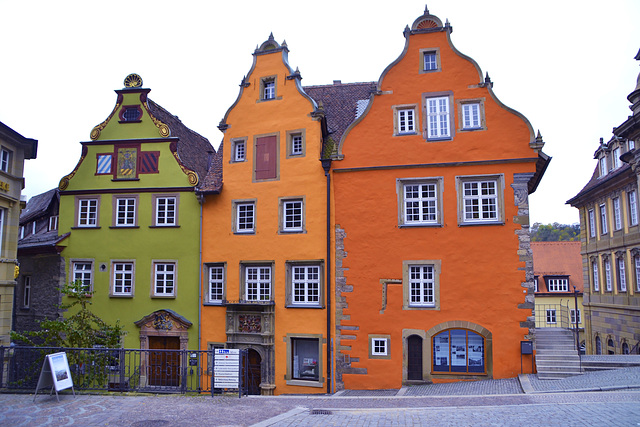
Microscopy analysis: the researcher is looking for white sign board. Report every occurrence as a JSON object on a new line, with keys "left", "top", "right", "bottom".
{"left": 214, "top": 349, "right": 240, "bottom": 389}
{"left": 34, "top": 352, "right": 75, "bottom": 402}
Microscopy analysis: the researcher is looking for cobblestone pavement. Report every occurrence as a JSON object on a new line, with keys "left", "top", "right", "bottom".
{"left": 2, "top": 367, "right": 640, "bottom": 426}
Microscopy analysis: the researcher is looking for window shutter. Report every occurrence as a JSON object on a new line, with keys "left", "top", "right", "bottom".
{"left": 255, "top": 136, "right": 277, "bottom": 179}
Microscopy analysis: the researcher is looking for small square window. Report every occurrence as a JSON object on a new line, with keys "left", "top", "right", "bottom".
{"left": 420, "top": 49, "right": 440, "bottom": 72}
{"left": 396, "top": 108, "right": 416, "bottom": 135}
{"left": 232, "top": 139, "right": 246, "bottom": 162}
{"left": 371, "top": 337, "right": 389, "bottom": 357}
{"left": 262, "top": 78, "right": 276, "bottom": 100}
{"left": 546, "top": 309, "right": 557, "bottom": 324}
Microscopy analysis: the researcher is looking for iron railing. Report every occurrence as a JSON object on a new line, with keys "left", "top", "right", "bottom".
{"left": 0, "top": 346, "right": 249, "bottom": 396}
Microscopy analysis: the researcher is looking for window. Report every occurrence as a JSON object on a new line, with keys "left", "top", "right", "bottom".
{"left": 403, "top": 260, "right": 441, "bottom": 310}
{"left": 154, "top": 195, "right": 177, "bottom": 226}
{"left": 546, "top": 309, "right": 557, "bottom": 324}
{"left": 618, "top": 258, "right": 627, "bottom": 292}
{"left": 23, "top": 276, "right": 31, "bottom": 308}
{"left": 19, "top": 226, "right": 24, "bottom": 240}
{"left": 595, "top": 336, "right": 602, "bottom": 354}
{"left": 547, "top": 278, "right": 569, "bottom": 292}
{"left": 604, "top": 258, "right": 612, "bottom": 291}
{"left": 570, "top": 309, "right": 581, "bottom": 325}
{"left": 112, "top": 262, "right": 134, "bottom": 296}
{"left": 232, "top": 139, "right": 246, "bottom": 162}
{"left": 457, "top": 176, "right": 503, "bottom": 225}
{"left": 461, "top": 103, "right": 482, "bottom": 130}
{"left": 600, "top": 203, "right": 608, "bottom": 234}
{"left": 286, "top": 335, "right": 322, "bottom": 386}
{"left": 629, "top": 191, "right": 638, "bottom": 226}
{"left": 234, "top": 201, "right": 255, "bottom": 234}
{"left": 425, "top": 96, "right": 450, "bottom": 139}
{"left": 287, "top": 264, "right": 321, "bottom": 306}
{"left": 114, "top": 197, "right": 137, "bottom": 226}
{"left": 32, "top": 221, "right": 36, "bottom": 235}
{"left": 207, "top": 265, "right": 225, "bottom": 304}
{"left": 72, "top": 261, "right": 93, "bottom": 293}
{"left": 244, "top": 265, "right": 271, "bottom": 301}
{"left": 599, "top": 157, "right": 607, "bottom": 177}
{"left": 397, "top": 108, "right": 415, "bottom": 134}
{"left": 77, "top": 198, "right": 99, "bottom": 227}
{"left": 120, "top": 105, "right": 142, "bottom": 122}
{"left": 400, "top": 179, "right": 441, "bottom": 226}
{"left": 281, "top": 199, "right": 304, "bottom": 232}
{"left": 613, "top": 197, "right": 622, "bottom": 230}
{"left": 286, "top": 131, "right": 305, "bottom": 157}
{"left": 262, "top": 77, "right": 275, "bottom": 100}
{"left": 588, "top": 209, "right": 596, "bottom": 237}
{"left": 630, "top": 140, "right": 636, "bottom": 151}
{"left": 636, "top": 255, "right": 640, "bottom": 292}
{"left": 592, "top": 261, "right": 600, "bottom": 292}
{"left": 612, "top": 147, "right": 621, "bottom": 169}
{"left": 370, "top": 336, "right": 390, "bottom": 358}
{"left": 432, "top": 329, "right": 485, "bottom": 374}
{"left": 622, "top": 342, "right": 630, "bottom": 354}
{"left": 153, "top": 262, "right": 176, "bottom": 297}
{"left": 0, "top": 148, "right": 11, "bottom": 173}
{"left": 420, "top": 48, "right": 440, "bottom": 73}
{"left": 254, "top": 135, "right": 278, "bottom": 181}
{"left": 534, "top": 277, "right": 538, "bottom": 292}
{"left": 49, "top": 215, "right": 58, "bottom": 231}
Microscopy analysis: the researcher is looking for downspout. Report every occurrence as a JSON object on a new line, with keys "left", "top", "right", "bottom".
{"left": 321, "top": 158, "right": 332, "bottom": 394}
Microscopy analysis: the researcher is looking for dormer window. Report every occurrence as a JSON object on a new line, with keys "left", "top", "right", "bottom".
{"left": 119, "top": 105, "right": 142, "bottom": 122}
{"left": 599, "top": 157, "right": 607, "bottom": 177}
{"left": 629, "top": 140, "right": 635, "bottom": 151}
{"left": 612, "top": 147, "right": 621, "bottom": 170}
{"left": 546, "top": 277, "right": 569, "bottom": 292}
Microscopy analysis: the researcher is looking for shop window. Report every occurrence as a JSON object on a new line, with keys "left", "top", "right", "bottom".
{"left": 432, "top": 329, "right": 485, "bottom": 374}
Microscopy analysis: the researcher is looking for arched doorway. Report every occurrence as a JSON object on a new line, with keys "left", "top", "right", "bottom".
{"left": 407, "top": 335, "right": 423, "bottom": 380}
{"left": 243, "top": 349, "right": 262, "bottom": 395}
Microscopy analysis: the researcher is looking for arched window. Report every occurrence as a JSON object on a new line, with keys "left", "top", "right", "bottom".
{"left": 608, "top": 338, "right": 615, "bottom": 354}
{"left": 433, "top": 329, "right": 484, "bottom": 373}
{"left": 595, "top": 336, "right": 602, "bottom": 354}
{"left": 622, "top": 342, "right": 630, "bottom": 355}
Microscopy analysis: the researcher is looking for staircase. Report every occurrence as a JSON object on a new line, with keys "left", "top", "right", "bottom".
{"left": 535, "top": 328, "right": 583, "bottom": 379}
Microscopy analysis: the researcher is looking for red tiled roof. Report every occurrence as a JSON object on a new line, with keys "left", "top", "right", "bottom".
{"left": 531, "top": 241, "right": 583, "bottom": 292}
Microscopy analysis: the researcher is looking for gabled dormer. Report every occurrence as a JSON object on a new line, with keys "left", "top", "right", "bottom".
{"left": 594, "top": 136, "right": 632, "bottom": 178}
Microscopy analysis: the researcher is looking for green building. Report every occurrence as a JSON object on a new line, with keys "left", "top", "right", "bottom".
{"left": 57, "top": 74, "right": 213, "bottom": 385}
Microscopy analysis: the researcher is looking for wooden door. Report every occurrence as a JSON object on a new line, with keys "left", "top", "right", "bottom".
{"left": 242, "top": 349, "right": 261, "bottom": 395}
{"left": 407, "top": 335, "right": 423, "bottom": 380}
{"left": 148, "top": 336, "right": 180, "bottom": 387}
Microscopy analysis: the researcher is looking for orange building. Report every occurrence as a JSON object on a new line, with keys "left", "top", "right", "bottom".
{"left": 198, "top": 35, "right": 331, "bottom": 395}
{"left": 329, "top": 8, "right": 549, "bottom": 389}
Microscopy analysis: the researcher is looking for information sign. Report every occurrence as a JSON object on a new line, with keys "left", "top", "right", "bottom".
{"left": 214, "top": 349, "right": 240, "bottom": 389}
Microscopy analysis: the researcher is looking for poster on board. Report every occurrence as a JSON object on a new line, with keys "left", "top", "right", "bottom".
{"left": 34, "top": 352, "right": 75, "bottom": 402}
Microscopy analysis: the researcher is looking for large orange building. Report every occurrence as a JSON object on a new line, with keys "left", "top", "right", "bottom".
{"left": 329, "top": 8, "right": 549, "bottom": 389}
{"left": 198, "top": 35, "right": 331, "bottom": 395}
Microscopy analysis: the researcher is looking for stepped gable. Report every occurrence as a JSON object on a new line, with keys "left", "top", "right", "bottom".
{"left": 199, "top": 141, "right": 224, "bottom": 194}
{"left": 147, "top": 99, "right": 214, "bottom": 182}
{"left": 304, "top": 81, "right": 377, "bottom": 151}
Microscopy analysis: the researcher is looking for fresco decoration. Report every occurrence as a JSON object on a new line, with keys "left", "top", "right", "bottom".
{"left": 117, "top": 147, "right": 137, "bottom": 179}
{"left": 59, "top": 145, "right": 88, "bottom": 190}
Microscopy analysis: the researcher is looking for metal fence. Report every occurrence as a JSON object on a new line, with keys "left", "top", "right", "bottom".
{"left": 535, "top": 303, "right": 573, "bottom": 329}
{"left": 0, "top": 346, "right": 250, "bottom": 396}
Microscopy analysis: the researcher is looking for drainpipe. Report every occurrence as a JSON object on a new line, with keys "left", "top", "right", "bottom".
{"left": 321, "top": 157, "right": 332, "bottom": 394}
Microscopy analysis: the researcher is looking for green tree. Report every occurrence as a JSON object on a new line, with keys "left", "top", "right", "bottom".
{"left": 530, "top": 222, "right": 580, "bottom": 242}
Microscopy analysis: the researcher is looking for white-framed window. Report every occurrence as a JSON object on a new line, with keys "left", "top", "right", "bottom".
{"left": 421, "top": 49, "right": 439, "bottom": 72}
{"left": 208, "top": 264, "right": 225, "bottom": 304}
{"left": 19, "top": 225, "right": 24, "bottom": 240}
{"left": 31, "top": 221, "right": 36, "bottom": 235}
{"left": 589, "top": 209, "right": 596, "bottom": 237}
{"left": 262, "top": 78, "right": 275, "bottom": 100}
{"left": 72, "top": 261, "right": 93, "bottom": 293}
{"left": 0, "top": 148, "right": 11, "bottom": 173}
{"left": 112, "top": 262, "right": 134, "bottom": 296}
{"left": 599, "top": 157, "right": 607, "bottom": 177}
{"left": 291, "top": 265, "right": 320, "bottom": 306}
{"left": 636, "top": 255, "right": 640, "bottom": 292}
{"left": 49, "top": 215, "right": 58, "bottom": 231}
{"left": 547, "top": 278, "right": 569, "bottom": 292}
{"left": 290, "top": 133, "right": 303, "bottom": 156}
{"left": 154, "top": 196, "right": 177, "bottom": 226}
{"left": 425, "top": 96, "right": 450, "bottom": 139}
{"left": 408, "top": 265, "right": 435, "bottom": 307}
{"left": 570, "top": 309, "right": 581, "bottom": 325}
{"left": 534, "top": 277, "right": 538, "bottom": 292}
{"left": 153, "top": 262, "right": 176, "bottom": 297}
{"left": 458, "top": 176, "right": 503, "bottom": 224}
{"left": 77, "top": 198, "right": 98, "bottom": 227}
{"left": 613, "top": 197, "right": 622, "bottom": 230}
{"left": 629, "top": 190, "right": 638, "bottom": 226}
{"left": 600, "top": 203, "right": 608, "bottom": 234}
{"left": 461, "top": 103, "right": 481, "bottom": 129}
{"left": 397, "top": 108, "right": 415, "bottom": 134}
{"left": 371, "top": 338, "right": 388, "bottom": 356}
{"left": 592, "top": 261, "right": 600, "bottom": 292}
{"left": 605, "top": 258, "right": 612, "bottom": 291}
{"left": 288, "top": 336, "right": 321, "bottom": 384}
{"left": 244, "top": 265, "right": 271, "bottom": 301}
{"left": 618, "top": 258, "right": 627, "bottom": 292}
{"left": 23, "top": 276, "right": 31, "bottom": 308}
{"left": 115, "top": 197, "right": 136, "bottom": 226}
{"left": 546, "top": 309, "right": 557, "bottom": 324}
{"left": 233, "top": 139, "right": 246, "bottom": 162}
{"left": 402, "top": 181, "right": 439, "bottom": 225}
{"left": 282, "top": 199, "right": 304, "bottom": 232}
{"left": 612, "top": 147, "right": 621, "bottom": 169}
{"left": 630, "top": 140, "right": 636, "bottom": 151}
{"left": 234, "top": 201, "right": 255, "bottom": 234}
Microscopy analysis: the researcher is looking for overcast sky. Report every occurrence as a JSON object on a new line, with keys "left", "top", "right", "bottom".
{"left": 1, "top": 0, "right": 639, "bottom": 225}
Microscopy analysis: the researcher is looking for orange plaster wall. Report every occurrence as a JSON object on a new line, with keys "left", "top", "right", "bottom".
{"left": 200, "top": 48, "right": 330, "bottom": 395}
{"left": 334, "top": 30, "right": 537, "bottom": 389}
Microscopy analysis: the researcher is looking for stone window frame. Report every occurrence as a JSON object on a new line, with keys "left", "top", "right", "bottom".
{"left": 419, "top": 47, "right": 441, "bottom": 74}
{"left": 615, "top": 251, "right": 627, "bottom": 293}
{"left": 456, "top": 174, "right": 505, "bottom": 226}
{"left": 151, "top": 194, "right": 179, "bottom": 227}
{"left": 588, "top": 208, "right": 596, "bottom": 238}
{"left": 112, "top": 194, "right": 139, "bottom": 228}
{"left": 632, "top": 248, "right": 640, "bottom": 292}
{"left": 590, "top": 256, "right": 600, "bottom": 293}
{"left": 74, "top": 195, "right": 101, "bottom": 228}
{"left": 70, "top": 259, "right": 95, "bottom": 294}
{"left": 629, "top": 189, "right": 639, "bottom": 227}
{"left": 457, "top": 98, "right": 486, "bottom": 132}
{"left": 402, "top": 259, "right": 441, "bottom": 311}
{"left": 600, "top": 202, "right": 608, "bottom": 235}
{"left": 240, "top": 262, "right": 274, "bottom": 302}
{"left": 397, "top": 177, "right": 444, "bottom": 228}
{"left": 603, "top": 255, "right": 612, "bottom": 292}
{"left": 204, "top": 262, "right": 226, "bottom": 305}
{"left": 151, "top": 260, "right": 177, "bottom": 298}
{"left": 369, "top": 334, "right": 391, "bottom": 359}
{"left": 613, "top": 197, "right": 622, "bottom": 231}
{"left": 286, "top": 129, "right": 306, "bottom": 158}
{"left": 110, "top": 260, "right": 135, "bottom": 298}
{"left": 278, "top": 196, "right": 306, "bottom": 234}
{"left": 423, "top": 91, "right": 454, "bottom": 141}
{"left": 231, "top": 137, "right": 247, "bottom": 163}
{"left": 259, "top": 75, "right": 279, "bottom": 102}
{"left": 284, "top": 332, "right": 324, "bottom": 388}
{"left": 392, "top": 104, "right": 419, "bottom": 136}
{"left": 284, "top": 260, "right": 324, "bottom": 308}
{"left": 232, "top": 198, "right": 257, "bottom": 234}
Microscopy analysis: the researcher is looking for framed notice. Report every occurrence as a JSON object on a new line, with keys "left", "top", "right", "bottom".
{"left": 34, "top": 352, "right": 75, "bottom": 402}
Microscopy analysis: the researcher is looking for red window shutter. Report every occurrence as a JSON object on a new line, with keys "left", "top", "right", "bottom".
{"left": 255, "top": 136, "right": 277, "bottom": 180}
{"left": 139, "top": 151, "right": 159, "bottom": 173}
